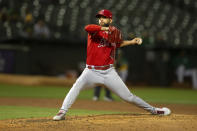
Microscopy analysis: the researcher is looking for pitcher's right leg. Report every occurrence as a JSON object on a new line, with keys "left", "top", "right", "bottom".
{"left": 53, "top": 68, "right": 100, "bottom": 120}
{"left": 60, "top": 77, "right": 86, "bottom": 112}
{"left": 53, "top": 69, "right": 94, "bottom": 121}
{"left": 53, "top": 71, "right": 88, "bottom": 120}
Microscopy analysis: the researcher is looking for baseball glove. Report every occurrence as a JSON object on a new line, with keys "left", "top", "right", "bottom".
{"left": 108, "top": 26, "right": 123, "bottom": 44}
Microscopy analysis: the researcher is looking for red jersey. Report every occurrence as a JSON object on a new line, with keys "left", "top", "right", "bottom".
{"left": 85, "top": 24, "right": 121, "bottom": 66}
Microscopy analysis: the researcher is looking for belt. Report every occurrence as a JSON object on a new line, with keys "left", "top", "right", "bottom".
{"left": 87, "top": 65, "right": 113, "bottom": 70}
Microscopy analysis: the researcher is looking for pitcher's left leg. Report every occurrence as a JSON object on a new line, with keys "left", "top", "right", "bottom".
{"left": 104, "top": 68, "right": 154, "bottom": 113}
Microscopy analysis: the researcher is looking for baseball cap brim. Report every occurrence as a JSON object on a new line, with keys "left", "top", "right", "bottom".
{"left": 96, "top": 14, "right": 103, "bottom": 18}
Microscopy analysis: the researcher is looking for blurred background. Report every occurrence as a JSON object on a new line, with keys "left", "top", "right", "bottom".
{"left": 0, "top": 0, "right": 197, "bottom": 88}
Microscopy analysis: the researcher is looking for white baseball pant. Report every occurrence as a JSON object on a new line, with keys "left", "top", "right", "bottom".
{"left": 60, "top": 67, "right": 155, "bottom": 113}
{"left": 176, "top": 65, "right": 197, "bottom": 89}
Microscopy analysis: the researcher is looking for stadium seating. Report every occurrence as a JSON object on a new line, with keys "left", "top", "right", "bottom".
{"left": 0, "top": 0, "right": 196, "bottom": 47}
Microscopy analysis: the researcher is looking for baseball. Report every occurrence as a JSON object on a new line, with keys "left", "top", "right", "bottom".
{"left": 138, "top": 38, "right": 143, "bottom": 45}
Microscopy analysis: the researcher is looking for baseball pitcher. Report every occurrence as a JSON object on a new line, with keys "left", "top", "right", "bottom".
{"left": 53, "top": 9, "right": 171, "bottom": 120}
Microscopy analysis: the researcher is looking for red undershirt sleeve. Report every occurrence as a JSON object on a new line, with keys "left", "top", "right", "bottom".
{"left": 84, "top": 24, "right": 102, "bottom": 33}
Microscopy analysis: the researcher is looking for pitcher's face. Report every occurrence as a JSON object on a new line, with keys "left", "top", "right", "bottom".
{"left": 98, "top": 16, "right": 112, "bottom": 27}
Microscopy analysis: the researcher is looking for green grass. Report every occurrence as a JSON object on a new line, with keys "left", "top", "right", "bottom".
{"left": 130, "top": 87, "right": 197, "bottom": 104}
{"left": 0, "top": 106, "right": 122, "bottom": 120}
{"left": 0, "top": 84, "right": 197, "bottom": 120}
{"left": 0, "top": 85, "right": 68, "bottom": 98}
{"left": 0, "top": 84, "right": 197, "bottom": 104}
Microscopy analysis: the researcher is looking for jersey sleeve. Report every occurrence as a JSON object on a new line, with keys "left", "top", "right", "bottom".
{"left": 116, "top": 43, "right": 121, "bottom": 48}
{"left": 84, "top": 24, "right": 102, "bottom": 33}
{"left": 116, "top": 32, "right": 123, "bottom": 48}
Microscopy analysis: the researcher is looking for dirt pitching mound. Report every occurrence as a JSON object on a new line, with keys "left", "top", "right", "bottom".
{"left": 0, "top": 114, "right": 197, "bottom": 131}
{"left": 0, "top": 98, "right": 197, "bottom": 131}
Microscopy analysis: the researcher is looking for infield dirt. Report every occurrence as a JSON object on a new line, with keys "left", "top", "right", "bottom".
{"left": 0, "top": 98, "right": 197, "bottom": 131}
